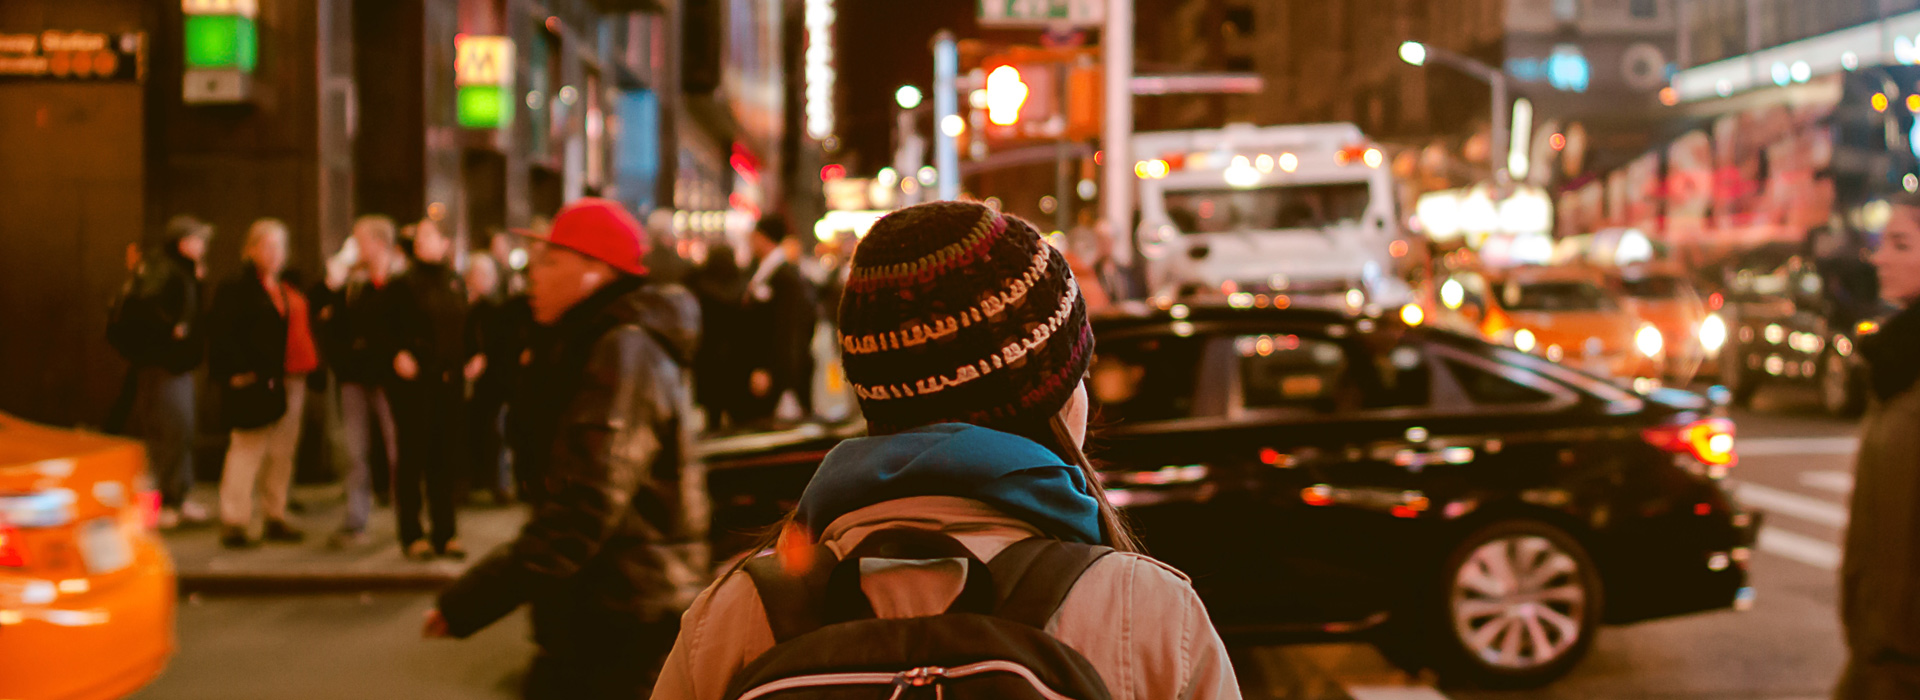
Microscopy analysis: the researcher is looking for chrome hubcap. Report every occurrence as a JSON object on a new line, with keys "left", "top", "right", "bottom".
{"left": 1451, "top": 535, "right": 1587, "bottom": 670}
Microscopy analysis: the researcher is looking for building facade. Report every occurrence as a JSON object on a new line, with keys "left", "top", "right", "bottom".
{"left": 0, "top": 0, "right": 800, "bottom": 427}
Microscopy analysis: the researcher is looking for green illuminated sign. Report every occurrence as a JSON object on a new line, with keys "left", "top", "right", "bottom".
{"left": 184, "top": 15, "right": 256, "bottom": 71}
{"left": 457, "top": 85, "right": 511, "bottom": 128}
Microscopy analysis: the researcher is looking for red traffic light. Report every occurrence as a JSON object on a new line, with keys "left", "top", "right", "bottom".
{"left": 820, "top": 163, "right": 847, "bottom": 182}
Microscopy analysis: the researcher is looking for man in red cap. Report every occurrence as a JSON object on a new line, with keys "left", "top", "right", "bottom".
{"left": 426, "top": 198, "right": 708, "bottom": 699}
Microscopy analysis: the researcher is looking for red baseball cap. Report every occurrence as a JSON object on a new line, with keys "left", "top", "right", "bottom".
{"left": 521, "top": 198, "right": 649, "bottom": 275}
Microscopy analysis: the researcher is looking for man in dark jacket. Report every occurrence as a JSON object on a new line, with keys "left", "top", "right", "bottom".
{"left": 387, "top": 220, "right": 473, "bottom": 559}
{"left": 428, "top": 198, "right": 705, "bottom": 700}
{"left": 115, "top": 215, "right": 214, "bottom": 528}
{"left": 740, "top": 216, "right": 817, "bottom": 423}
{"left": 318, "top": 215, "right": 403, "bottom": 547}
{"left": 464, "top": 251, "right": 532, "bottom": 504}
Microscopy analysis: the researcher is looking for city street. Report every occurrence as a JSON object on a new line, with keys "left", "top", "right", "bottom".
{"left": 139, "top": 389, "right": 1861, "bottom": 700}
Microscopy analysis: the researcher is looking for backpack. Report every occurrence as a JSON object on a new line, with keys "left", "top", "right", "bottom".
{"left": 727, "top": 528, "right": 1115, "bottom": 700}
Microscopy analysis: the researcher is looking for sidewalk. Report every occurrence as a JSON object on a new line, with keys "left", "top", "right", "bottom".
{"left": 166, "top": 483, "right": 526, "bottom": 594}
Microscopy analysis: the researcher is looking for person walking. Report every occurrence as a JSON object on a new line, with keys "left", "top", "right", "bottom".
{"left": 207, "top": 219, "right": 317, "bottom": 548}
{"left": 318, "top": 215, "right": 403, "bottom": 548}
{"left": 1836, "top": 198, "right": 1920, "bottom": 699}
{"left": 688, "top": 242, "right": 749, "bottom": 432}
{"left": 649, "top": 201, "right": 1240, "bottom": 699}
{"left": 740, "top": 216, "right": 817, "bottom": 424}
{"left": 386, "top": 220, "right": 472, "bottom": 560}
{"left": 426, "top": 198, "right": 707, "bottom": 700}
{"left": 464, "top": 252, "right": 530, "bottom": 505}
{"left": 111, "top": 215, "right": 214, "bottom": 528}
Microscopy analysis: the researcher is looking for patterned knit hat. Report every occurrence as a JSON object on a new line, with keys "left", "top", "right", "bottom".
{"left": 839, "top": 201, "right": 1092, "bottom": 435}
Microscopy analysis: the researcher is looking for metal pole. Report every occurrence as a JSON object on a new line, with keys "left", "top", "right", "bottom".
{"left": 1055, "top": 63, "right": 1072, "bottom": 233}
{"left": 1491, "top": 73, "right": 1509, "bottom": 183}
{"left": 1102, "top": 0, "right": 1134, "bottom": 266}
{"left": 934, "top": 31, "right": 960, "bottom": 201}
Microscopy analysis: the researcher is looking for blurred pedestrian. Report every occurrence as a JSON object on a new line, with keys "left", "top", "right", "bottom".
{"left": 488, "top": 229, "right": 528, "bottom": 296}
{"left": 427, "top": 198, "right": 707, "bottom": 700}
{"left": 207, "top": 219, "right": 317, "bottom": 549}
{"left": 109, "top": 215, "right": 214, "bottom": 528}
{"left": 387, "top": 220, "right": 472, "bottom": 560}
{"left": 317, "top": 215, "right": 403, "bottom": 548}
{"left": 650, "top": 201, "right": 1239, "bottom": 698}
{"left": 687, "top": 242, "right": 748, "bottom": 432}
{"left": 464, "top": 252, "right": 529, "bottom": 505}
{"left": 1837, "top": 198, "right": 1920, "bottom": 699}
{"left": 741, "top": 216, "right": 817, "bottom": 424}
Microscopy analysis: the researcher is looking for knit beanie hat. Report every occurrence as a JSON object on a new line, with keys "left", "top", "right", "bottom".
{"left": 838, "top": 201, "right": 1093, "bottom": 435}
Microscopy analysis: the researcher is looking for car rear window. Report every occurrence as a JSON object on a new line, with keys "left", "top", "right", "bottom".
{"left": 1446, "top": 360, "right": 1554, "bottom": 405}
{"left": 1504, "top": 281, "right": 1619, "bottom": 311}
{"left": 1090, "top": 335, "right": 1206, "bottom": 423}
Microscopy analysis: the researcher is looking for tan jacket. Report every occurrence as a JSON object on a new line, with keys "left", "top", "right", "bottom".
{"left": 651, "top": 496, "right": 1242, "bottom": 699}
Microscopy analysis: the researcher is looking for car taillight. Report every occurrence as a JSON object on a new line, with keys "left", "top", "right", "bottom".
{"left": 0, "top": 524, "right": 21, "bottom": 567}
{"left": 140, "top": 488, "right": 163, "bottom": 531}
{"left": 1643, "top": 417, "right": 1738, "bottom": 468}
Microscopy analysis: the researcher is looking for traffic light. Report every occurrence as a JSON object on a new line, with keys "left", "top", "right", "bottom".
{"left": 986, "top": 65, "right": 1028, "bottom": 125}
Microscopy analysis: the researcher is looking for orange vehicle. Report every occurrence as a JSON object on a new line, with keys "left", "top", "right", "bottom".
{"left": 1, "top": 413, "right": 175, "bottom": 699}
{"left": 1491, "top": 266, "right": 1668, "bottom": 388}
{"left": 1616, "top": 262, "right": 1719, "bottom": 384}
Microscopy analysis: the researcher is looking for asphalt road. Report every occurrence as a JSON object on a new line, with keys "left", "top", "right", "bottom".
{"left": 135, "top": 387, "right": 1863, "bottom": 700}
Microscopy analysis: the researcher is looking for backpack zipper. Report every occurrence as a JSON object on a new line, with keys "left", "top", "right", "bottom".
{"left": 736, "top": 659, "right": 1077, "bottom": 700}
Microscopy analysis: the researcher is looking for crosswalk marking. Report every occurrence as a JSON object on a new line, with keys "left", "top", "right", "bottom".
{"left": 1739, "top": 436, "right": 1857, "bottom": 457}
{"left": 1799, "top": 470, "right": 1854, "bottom": 496}
{"left": 1735, "top": 482, "right": 1849, "bottom": 529}
{"left": 1757, "top": 528, "right": 1842, "bottom": 571}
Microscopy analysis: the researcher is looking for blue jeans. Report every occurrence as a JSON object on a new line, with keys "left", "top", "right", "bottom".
{"left": 338, "top": 382, "right": 397, "bottom": 534}
{"left": 134, "top": 367, "right": 196, "bottom": 508}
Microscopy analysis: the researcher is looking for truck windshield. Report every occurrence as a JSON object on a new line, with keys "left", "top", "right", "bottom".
{"left": 1164, "top": 182, "right": 1371, "bottom": 233}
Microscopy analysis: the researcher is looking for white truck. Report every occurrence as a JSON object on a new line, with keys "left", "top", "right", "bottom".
{"left": 1133, "top": 122, "right": 1408, "bottom": 307}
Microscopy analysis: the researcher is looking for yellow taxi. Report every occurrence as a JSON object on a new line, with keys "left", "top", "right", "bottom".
{"left": 1, "top": 413, "right": 175, "bottom": 699}
{"left": 1615, "top": 262, "right": 1719, "bottom": 384}
{"left": 1491, "top": 266, "right": 1668, "bottom": 388}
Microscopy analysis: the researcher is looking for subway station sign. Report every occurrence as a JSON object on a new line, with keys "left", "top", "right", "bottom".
{"left": 455, "top": 34, "right": 515, "bottom": 129}
{"left": 0, "top": 30, "right": 143, "bottom": 81}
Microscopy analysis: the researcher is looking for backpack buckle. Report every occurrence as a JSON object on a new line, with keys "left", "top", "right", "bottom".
{"left": 897, "top": 666, "right": 948, "bottom": 686}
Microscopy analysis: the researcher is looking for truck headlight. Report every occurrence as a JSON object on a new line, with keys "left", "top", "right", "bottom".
{"left": 1636, "top": 324, "right": 1665, "bottom": 358}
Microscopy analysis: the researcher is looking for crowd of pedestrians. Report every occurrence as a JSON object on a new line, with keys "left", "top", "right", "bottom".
{"left": 110, "top": 211, "right": 541, "bottom": 557}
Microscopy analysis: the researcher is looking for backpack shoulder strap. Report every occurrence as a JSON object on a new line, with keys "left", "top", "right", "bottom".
{"left": 987, "top": 538, "right": 1114, "bottom": 629}
{"left": 742, "top": 544, "right": 837, "bottom": 644}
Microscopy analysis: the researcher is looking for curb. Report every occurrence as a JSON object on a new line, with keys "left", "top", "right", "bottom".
{"left": 177, "top": 570, "right": 459, "bottom": 595}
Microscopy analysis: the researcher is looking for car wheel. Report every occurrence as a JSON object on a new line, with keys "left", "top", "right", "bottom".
{"left": 1820, "top": 350, "right": 1865, "bottom": 418}
{"left": 1417, "top": 520, "right": 1604, "bottom": 689}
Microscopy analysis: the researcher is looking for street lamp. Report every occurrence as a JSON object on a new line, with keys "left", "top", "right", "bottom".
{"left": 1398, "top": 41, "right": 1428, "bottom": 67}
{"left": 1399, "top": 40, "right": 1510, "bottom": 181}
{"left": 895, "top": 84, "right": 923, "bottom": 110}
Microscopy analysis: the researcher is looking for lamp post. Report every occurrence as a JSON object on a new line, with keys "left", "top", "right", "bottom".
{"left": 1401, "top": 41, "right": 1510, "bottom": 181}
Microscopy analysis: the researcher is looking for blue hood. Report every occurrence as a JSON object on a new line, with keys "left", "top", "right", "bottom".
{"left": 796, "top": 424, "right": 1102, "bottom": 544}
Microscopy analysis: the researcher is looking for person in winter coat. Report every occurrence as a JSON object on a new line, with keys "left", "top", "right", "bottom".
{"left": 740, "top": 216, "right": 818, "bottom": 424}
{"left": 317, "top": 215, "right": 404, "bottom": 547}
{"left": 115, "top": 215, "right": 214, "bottom": 528}
{"left": 427, "top": 198, "right": 707, "bottom": 700}
{"left": 650, "top": 201, "right": 1241, "bottom": 699}
{"left": 464, "top": 252, "right": 532, "bottom": 504}
{"left": 688, "top": 242, "right": 749, "bottom": 432}
{"left": 207, "top": 219, "right": 320, "bottom": 549}
{"left": 386, "top": 220, "right": 474, "bottom": 560}
{"left": 1837, "top": 198, "right": 1920, "bottom": 699}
